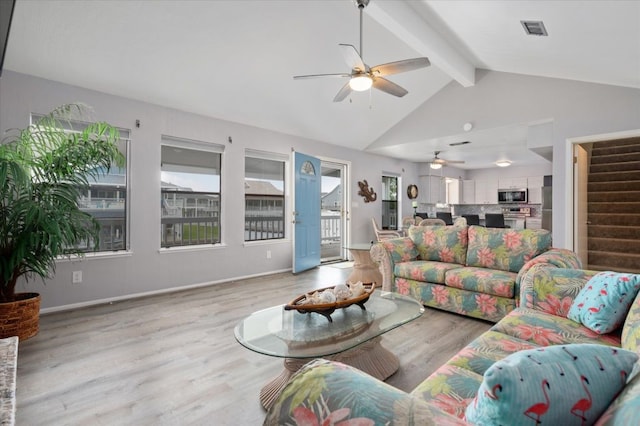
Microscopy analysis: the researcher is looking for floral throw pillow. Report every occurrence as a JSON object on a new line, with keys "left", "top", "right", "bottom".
{"left": 568, "top": 272, "right": 640, "bottom": 334}
{"left": 465, "top": 344, "right": 638, "bottom": 426}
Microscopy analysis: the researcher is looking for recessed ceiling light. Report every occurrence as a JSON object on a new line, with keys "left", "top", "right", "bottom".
{"left": 495, "top": 160, "right": 512, "bottom": 167}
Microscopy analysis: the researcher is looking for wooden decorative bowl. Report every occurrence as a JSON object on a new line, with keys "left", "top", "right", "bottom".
{"left": 283, "top": 283, "right": 375, "bottom": 322}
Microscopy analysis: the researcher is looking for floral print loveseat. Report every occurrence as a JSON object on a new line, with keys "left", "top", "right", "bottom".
{"left": 370, "top": 224, "right": 582, "bottom": 322}
{"left": 264, "top": 265, "right": 640, "bottom": 425}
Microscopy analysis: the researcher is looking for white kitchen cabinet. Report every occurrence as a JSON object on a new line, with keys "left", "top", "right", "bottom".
{"left": 461, "top": 180, "right": 475, "bottom": 204}
{"left": 505, "top": 218, "right": 526, "bottom": 230}
{"left": 419, "top": 175, "right": 446, "bottom": 204}
{"left": 527, "top": 176, "right": 544, "bottom": 204}
{"left": 474, "top": 178, "right": 498, "bottom": 204}
{"left": 498, "top": 177, "right": 528, "bottom": 189}
{"left": 447, "top": 179, "right": 460, "bottom": 205}
{"left": 526, "top": 217, "right": 542, "bottom": 229}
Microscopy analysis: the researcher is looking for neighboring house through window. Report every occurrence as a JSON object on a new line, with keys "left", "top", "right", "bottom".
{"left": 161, "top": 136, "right": 223, "bottom": 248}
{"left": 244, "top": 150, "right": 286, "bottom": 241}
{"left": 32, "top": 114, "right": 130, "bottom": 253}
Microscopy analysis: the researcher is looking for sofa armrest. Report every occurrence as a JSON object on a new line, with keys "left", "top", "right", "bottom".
{"left": 370, "top": 237, "right": 418, "bottom": 292}
{"left": 264, "top": 359, "right": 466, "bottom": 426}
{"left": 519, "top": 264, "right": 598, "bottom": 317}
{"left": 514, "top": 248, "right": 583, "bottom": 301}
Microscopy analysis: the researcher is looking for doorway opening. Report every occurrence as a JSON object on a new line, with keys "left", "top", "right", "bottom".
{"left": 321, "top": 160, "right": 349, "bottom": 262}
{"left": 381, "top": 175, "right": 399, "bottom": 230}
{"left": 569, "top": 131, "right": 640, "bottom": 273}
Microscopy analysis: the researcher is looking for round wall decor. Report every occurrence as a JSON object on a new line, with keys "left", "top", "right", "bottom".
{"left": 407, "top": 184, "right": 418, "bottom": 199}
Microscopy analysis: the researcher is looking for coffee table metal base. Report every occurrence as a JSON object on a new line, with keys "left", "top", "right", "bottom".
{"left": 259, "top": 336, "right": 399, "bottom": 410}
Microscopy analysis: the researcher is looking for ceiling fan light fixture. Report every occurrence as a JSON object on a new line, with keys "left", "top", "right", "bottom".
{"left": 430, "top": 163, "right": 443, "bottom": 170}
{"left": 495, "top": 160, "right": 512, "bottom": 168}
{"left": 349, "top": 74, "right": 373, "bottom": 91}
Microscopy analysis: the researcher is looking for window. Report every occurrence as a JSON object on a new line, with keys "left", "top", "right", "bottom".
{"left": 31, "top": 114, "right": 130, "bottom": 253}
{"left": 161, "top": 137, "right": 223, "bottom": 248}
{"left": 244, "top": 150, "right": 286, "bottom": 241}
{"left": 381, "top": 176, "right": 398, "bottom": 230}
{"left": 80, "top": 137, "right": 129, "bottom": 252}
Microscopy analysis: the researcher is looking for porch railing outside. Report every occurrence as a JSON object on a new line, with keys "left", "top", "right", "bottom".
{"left": 244, "top": 213, "right": 342, "bottom": 249}
{"left": 161, "top": 190, "right": 220, "bottom": 247}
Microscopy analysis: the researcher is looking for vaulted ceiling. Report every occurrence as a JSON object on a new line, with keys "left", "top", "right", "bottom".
{"left": 5, "top": 1, "right": 640, "bottom": 169}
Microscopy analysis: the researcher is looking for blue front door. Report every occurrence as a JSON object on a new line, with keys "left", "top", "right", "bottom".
{"left": 293, "top": 152, "right": 321, "bottom": 273}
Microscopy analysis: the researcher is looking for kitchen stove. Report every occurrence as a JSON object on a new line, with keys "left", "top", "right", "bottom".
{"left": 502, "top": 207, "right": 531, "bottom": 219}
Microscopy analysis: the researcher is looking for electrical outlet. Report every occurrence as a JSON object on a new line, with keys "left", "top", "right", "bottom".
{"left": 266, "top": 250, "right": 272, "bottom": 259}
{"left": 72, "top": 270, "right": 83, "bottom": 284}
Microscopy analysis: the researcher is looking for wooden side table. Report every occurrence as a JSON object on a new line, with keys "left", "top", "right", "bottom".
{"left": 345, "top": 243, "right": 383, "bottom": 287}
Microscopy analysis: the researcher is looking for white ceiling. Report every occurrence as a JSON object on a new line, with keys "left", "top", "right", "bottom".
{"left": 5, "top": 1, "right": 640, "bottom": 169}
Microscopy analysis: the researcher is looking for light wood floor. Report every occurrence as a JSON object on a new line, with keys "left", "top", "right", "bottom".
{"left": 16, "top": 264, "right": 491, "bottom": 425}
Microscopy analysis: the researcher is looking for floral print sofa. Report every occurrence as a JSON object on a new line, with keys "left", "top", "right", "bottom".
{"left": 370, "top": 224, "right": 582, "bottom": 322}
{"left": 264, "top": 265, "right": 640, "bottom": 425}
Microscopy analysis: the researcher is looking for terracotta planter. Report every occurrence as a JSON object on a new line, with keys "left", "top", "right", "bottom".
{"left": 0, "top": 293, "right": 41, "bottom": 340}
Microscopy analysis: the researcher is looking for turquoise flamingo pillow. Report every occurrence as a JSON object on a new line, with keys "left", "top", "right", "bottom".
{"left": 568, "top": 272, "right": 640, "bottom": 334}
{"left": 465, "top": 344, "right": 638, "bottom": 426}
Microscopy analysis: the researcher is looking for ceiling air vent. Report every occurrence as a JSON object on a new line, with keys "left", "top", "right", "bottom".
{"left": 521, "top": 20, "right": 548, "bottom": 36}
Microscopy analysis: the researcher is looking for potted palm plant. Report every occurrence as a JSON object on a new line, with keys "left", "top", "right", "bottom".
{"left": 0, "top": 104, "right": 123, "bottom": 340}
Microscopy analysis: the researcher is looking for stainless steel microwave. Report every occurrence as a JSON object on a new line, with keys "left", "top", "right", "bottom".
{"left": 498, "top": 188, "right": 528, "bottom": 204}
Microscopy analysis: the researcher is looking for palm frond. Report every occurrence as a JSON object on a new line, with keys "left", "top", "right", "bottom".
{"left": 0, "top": 104, "right": 122, "bottom": 301}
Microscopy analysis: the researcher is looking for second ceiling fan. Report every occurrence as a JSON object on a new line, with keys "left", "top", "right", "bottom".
{"left": 427, "top": 151, "right": 465, "bottom": 169}
{"left": 293, "top": 0, "right": 430, "bottom": 102}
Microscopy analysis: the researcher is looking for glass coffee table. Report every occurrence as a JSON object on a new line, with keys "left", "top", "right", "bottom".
{"left": 234, "top": 291, "right": 424, "bottom": 409}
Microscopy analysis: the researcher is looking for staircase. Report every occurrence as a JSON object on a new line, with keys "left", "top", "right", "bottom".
{"left": 587, "top": 137, "right": 640, "bottom": 273}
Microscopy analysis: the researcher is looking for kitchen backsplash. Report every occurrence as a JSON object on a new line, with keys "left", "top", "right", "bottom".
{"left": 416, "top": 203, "right": 541, "bottom": 219}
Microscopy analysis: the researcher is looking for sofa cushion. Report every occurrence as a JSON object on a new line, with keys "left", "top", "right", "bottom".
{"left": 466, "top": 226, "right": 552, "bottom": 273}
{"left": 622, "top": 290, "right": 640, "bottom": 353}
{"left": 408, "top": 225, "right": 468, "bottom": 265}
{"left": 397, "top": 279, "right": 517, "bottom": 323}
{"left": 465, "top": 344, "right": 639, "bottom": 426}
{"left": 446, "top": 330, "right": 538, "bottom": 377}
{"left": 567, "top": 272, "right": 640, "bottom": 335}
{"left": 445, "top": 267, "right": 517, "bottom": 298}
{"left": 264, "top": 358, "right": 468, "bottom": 426}
{"left": 492, "top": 308, "right": 622, "bottom": 347}
{"left": 394, "top": 261, "right": 461, "bottom": 285}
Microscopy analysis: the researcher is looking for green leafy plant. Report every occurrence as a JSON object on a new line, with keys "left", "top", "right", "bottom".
{"left": 0, "top": 104, "right": 124, "bottom": 302}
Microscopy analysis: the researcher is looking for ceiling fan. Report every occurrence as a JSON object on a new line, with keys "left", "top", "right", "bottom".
{"left": 293, "top": 0, "right": 430, "bottom": 102}
{"left": 427, "top": 151, "right": 465, "bottom": 169}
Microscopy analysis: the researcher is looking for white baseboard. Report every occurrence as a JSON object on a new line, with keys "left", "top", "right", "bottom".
{"left": 40, "top": 267, "right": 292, "bottom": 314}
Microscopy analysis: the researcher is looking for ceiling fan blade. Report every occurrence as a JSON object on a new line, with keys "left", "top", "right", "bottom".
{"left": 293, "top": 73, "right": 351, "bottom": 80}
{"left": 371, "top": 57, "right": 430, "bottom": 77}
{"left": 339, "top": 44, "right": 366, "bottom": 72}
{"left": 428, "top": 158, "right": 465, "bottom": 165}
{"left": 333, "top": 82, "right": 353, "bottom": 102}
{"left": 372, "top": 77, "right": 408, "bottom": 98}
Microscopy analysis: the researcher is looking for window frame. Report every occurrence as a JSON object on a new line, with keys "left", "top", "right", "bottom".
{"left": 30, "top": 113, "right": 131, "bottom": 256}
{"left": 160, "top": 135, "right": 224, "bottom": 249}
{"left": 244, "top": 149, "right": 289, "bottom": 244}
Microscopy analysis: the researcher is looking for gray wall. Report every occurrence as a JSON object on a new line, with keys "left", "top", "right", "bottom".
{"left": 0, "top": 71, "right": 419, "bottom": 311}
{"left": 374, "top": 70, "right": 640, "bottom": 247}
